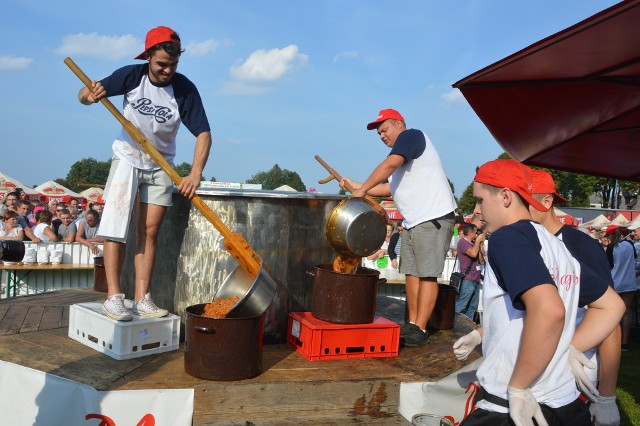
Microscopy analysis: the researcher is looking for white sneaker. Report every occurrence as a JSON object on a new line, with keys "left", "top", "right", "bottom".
{"left": 101, "top": 294, "right": 132, "bottom": 321}
{"left": 132, "top": 293, "right": 169, "bottom": 318}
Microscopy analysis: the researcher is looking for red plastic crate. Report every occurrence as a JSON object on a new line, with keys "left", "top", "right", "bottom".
{"left": 287, "top": 311, "right": 400, "bottom": 361}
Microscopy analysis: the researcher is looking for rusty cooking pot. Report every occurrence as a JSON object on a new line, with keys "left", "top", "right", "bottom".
{"left": 184, "top": 304, "right": 264, "bottom": 381}
{"left": 309, "top": 264, "right": 386, "bottom": 324}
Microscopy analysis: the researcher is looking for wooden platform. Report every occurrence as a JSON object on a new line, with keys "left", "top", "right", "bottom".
{"left": 0, "top": 289, "right": 480, "bottom": 425}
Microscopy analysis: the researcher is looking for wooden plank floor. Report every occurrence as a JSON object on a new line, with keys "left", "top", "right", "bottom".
{"left": 0, "top": 289, "right": 481, "bottom": 425}
{"left": 0, "top": 288, "right": 106, "bottom": 335}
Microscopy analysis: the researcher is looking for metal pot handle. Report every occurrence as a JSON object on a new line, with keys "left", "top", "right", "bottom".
{"left": 194, "top": 325, "right": 216, "bottom": 334}
{"left": 306, "top": 270, "right": 317, "bottom": 277}
{"left": 377, "top": 278, "right": 387, "bottom": 286}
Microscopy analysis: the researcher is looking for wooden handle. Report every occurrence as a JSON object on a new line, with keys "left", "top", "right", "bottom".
{"left": 314, "top": 155, "right": 357, "bottom": 193}
{"left": 64, "top": 57, "right": 261, "bottom": 277}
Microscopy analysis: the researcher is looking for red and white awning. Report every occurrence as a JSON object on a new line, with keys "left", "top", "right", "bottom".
{"left": 34, "top": 180, "right": 86, "bottom": 204}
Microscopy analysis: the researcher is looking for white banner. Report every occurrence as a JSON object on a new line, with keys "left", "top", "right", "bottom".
{"left": 0, "top": 361, "right": 193, "bottom": 426}
{"left": 399, "top": 357, "right": 482, "bottom": 425}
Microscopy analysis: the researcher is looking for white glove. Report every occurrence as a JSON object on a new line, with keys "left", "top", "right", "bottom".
{"left": 568, "top": 345, "right": 599, "bottom": 401}
{"left": 452, "top": 329, "right": 482, "bottom": 360}
{"left": 507, "top": 386, "right": 549, "bottom": 426}
{"left": 590, "top": 395, "right": 620, "bottom": 426}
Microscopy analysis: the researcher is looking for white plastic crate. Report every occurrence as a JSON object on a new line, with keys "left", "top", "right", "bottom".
{"left": 68, "top": 301, "right": 180, "bottom": 360}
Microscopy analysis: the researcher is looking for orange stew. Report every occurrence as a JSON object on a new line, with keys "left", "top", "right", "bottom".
{"left": 332, "top": 255, "right": 360, "bottom": 274}
{"left": 202, "top": 296, "right": 242, "bottom": 318}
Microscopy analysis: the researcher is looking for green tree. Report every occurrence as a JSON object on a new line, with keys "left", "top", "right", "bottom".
{"left": 246, "top": 164, "right": 306, "bottom": 191}
{"left": 448, "top": 178, "right": 457, "bottom": 204}
{"left": 175, "top": 162, "right": 192, "bottom": 178}
{"left": 62, "top": 157, "right": 111, "bottom": 192}
{"left": 457, "top": 182, "right": 475, "bottom": 215}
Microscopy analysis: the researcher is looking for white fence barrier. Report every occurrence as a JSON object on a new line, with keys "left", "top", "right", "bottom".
{"left": 0, "top": 242, "right": 103, "bottom": 299}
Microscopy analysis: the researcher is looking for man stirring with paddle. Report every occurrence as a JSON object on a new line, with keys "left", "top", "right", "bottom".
{"left": 76, "top": 26, "right": 212, "bottom": 321}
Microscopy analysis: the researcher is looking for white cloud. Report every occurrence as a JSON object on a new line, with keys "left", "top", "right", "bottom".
{"left": 333, "top": 51, "right": 358, "bottom": 63}
{"left": 220, "top": 44, "right": 308, "bottom": 96}
{"left": 55, "top": 33, "right": 139, "bottom": 61}
{"left": 0, "top": 55, "right": 33, "bottom": 70}
{"left": 230, "top": 44, "right": 308, "bottom": 82}
{"left": 441, "top": 88, "right": 464, "bottom": 103}
{"left": 184, "top": 38, "right": 230, "bottom": 57}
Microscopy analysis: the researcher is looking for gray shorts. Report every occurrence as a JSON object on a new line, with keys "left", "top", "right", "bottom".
{"left": 399, "top": 216, "right": 454, "bottom": 278}
{"left": 105, "top": 156, "right": 174, "bottom": 207}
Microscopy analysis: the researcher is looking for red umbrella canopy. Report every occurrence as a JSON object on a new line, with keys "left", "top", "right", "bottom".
{"left": 453, "top": 0, "right": 640, "bottom": 181}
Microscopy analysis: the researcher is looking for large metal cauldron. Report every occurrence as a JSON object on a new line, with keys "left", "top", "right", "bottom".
{"left": 310, "top": 264, "right": 386, "bottom": 324}
{"left": 184, "top": 304, "right": 264, "bottom": 381}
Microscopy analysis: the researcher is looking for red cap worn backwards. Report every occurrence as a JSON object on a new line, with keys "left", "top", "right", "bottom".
{"left": 531, "top": 169, "right": 568, "bottom": 203}
{"left": 366, "top": 109, "right": 405, "bottom": 130}
{"left": 135, "top": 26, "right": 181, "bottom": 60}
{"left": 474, "top": 159, "right": 549, "bottom": 212}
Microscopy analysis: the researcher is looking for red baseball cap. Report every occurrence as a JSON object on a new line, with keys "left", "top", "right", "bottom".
{"left": 135, "top": 26, "right": 181, "bottom": 60}
{"left": 474, "top": 159, "right": 549, "bottom": 212}
{"left": 366, "top": 109, "right": 405, "bottom": 130}
{"left": 604, "top": 225, "right": 618, "bottom": 235}
{"left": 531, "top": 170, "right": 568, "bottom": 203}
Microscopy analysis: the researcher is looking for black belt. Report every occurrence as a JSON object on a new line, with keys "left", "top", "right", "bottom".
{"left": 476, "top": 387, "right": 590, "bottom": 411}
{"left": 476, "top": 386, "right": 509, "bottom": 408}
{"left": 412, "top": 211, "right": 455, "bottom": 230}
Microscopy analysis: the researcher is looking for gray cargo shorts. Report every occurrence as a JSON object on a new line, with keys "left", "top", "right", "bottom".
{"left": 399, "top": 214, "right": 454, "bottom": 278}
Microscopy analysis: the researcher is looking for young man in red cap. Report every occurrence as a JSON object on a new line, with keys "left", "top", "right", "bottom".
{"left": 527, "top": 169, "right": 622, "bottom": 425}
{"left": 457, "top": 159, "right": 622, "bottom": 426}
{"left": 342, "top": 109, "right": 457, "bottom": 346}
{"left": 77, "top": 26, "right": 212, "bottom": 321}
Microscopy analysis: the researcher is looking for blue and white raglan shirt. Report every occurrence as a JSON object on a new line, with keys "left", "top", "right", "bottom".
{"left": 557, "top": 224, "right": 612, "bottom": 382}
{"left": 100, "top": 64, "right": 210, "bottom": 170}
{"left": 388, "top": 129, "right": 457, "bottom": 229}
{"left": 476, "top": 220, "right": 605, "bottom": 413}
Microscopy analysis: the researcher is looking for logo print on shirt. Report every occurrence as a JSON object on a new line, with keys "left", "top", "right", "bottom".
{"left": 131, "top": 98, "right": 173, "bottom": 123}
{"left": 548, "top": 266, "right": 580, "bottom": 292}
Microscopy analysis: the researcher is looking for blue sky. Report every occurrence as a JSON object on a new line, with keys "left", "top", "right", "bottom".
{"left": 1, "top": 0, "right": 619, "bottom": 197}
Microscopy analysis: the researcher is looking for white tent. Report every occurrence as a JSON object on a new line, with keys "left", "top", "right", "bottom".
{"left": 80, "top": 187, "right": 104, "bottom": 204}
{"left": 274, "top": 185, "right": 297, "bottom": 192}
{"left": 609, "top": 213, "right": 631, "bottom": 227}
{"left": 579, "top": 214, "right": 611, "bottom": 230}
{"left": 35, "top": 180, "right": 86, "bottom": 204}
{"left": 0, "top": 172, "right": 44, "bottom": 202}
{"left": 627, "top": 215, "right": 640, "bottom": 230}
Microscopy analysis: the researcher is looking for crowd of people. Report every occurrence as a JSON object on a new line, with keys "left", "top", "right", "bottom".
{"left": 0, "top": 189, "right": 105, "bottom": 254}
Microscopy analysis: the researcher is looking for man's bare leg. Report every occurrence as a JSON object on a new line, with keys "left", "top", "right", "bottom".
{"left": 415, "top": 277, "right": 439, "bottom": 330}
{"left": 405, "top": 274, "right": 419, "bottom": 324}
{"left": 133, "top": 201, "right": 167, "bottom": 302}
{"left": 105, "top": 240, "right": 126, "bottom": 298}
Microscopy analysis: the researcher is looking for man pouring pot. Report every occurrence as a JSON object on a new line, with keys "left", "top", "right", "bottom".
{"left": 341, "top": 109, "right": 457, "bottom": 346}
